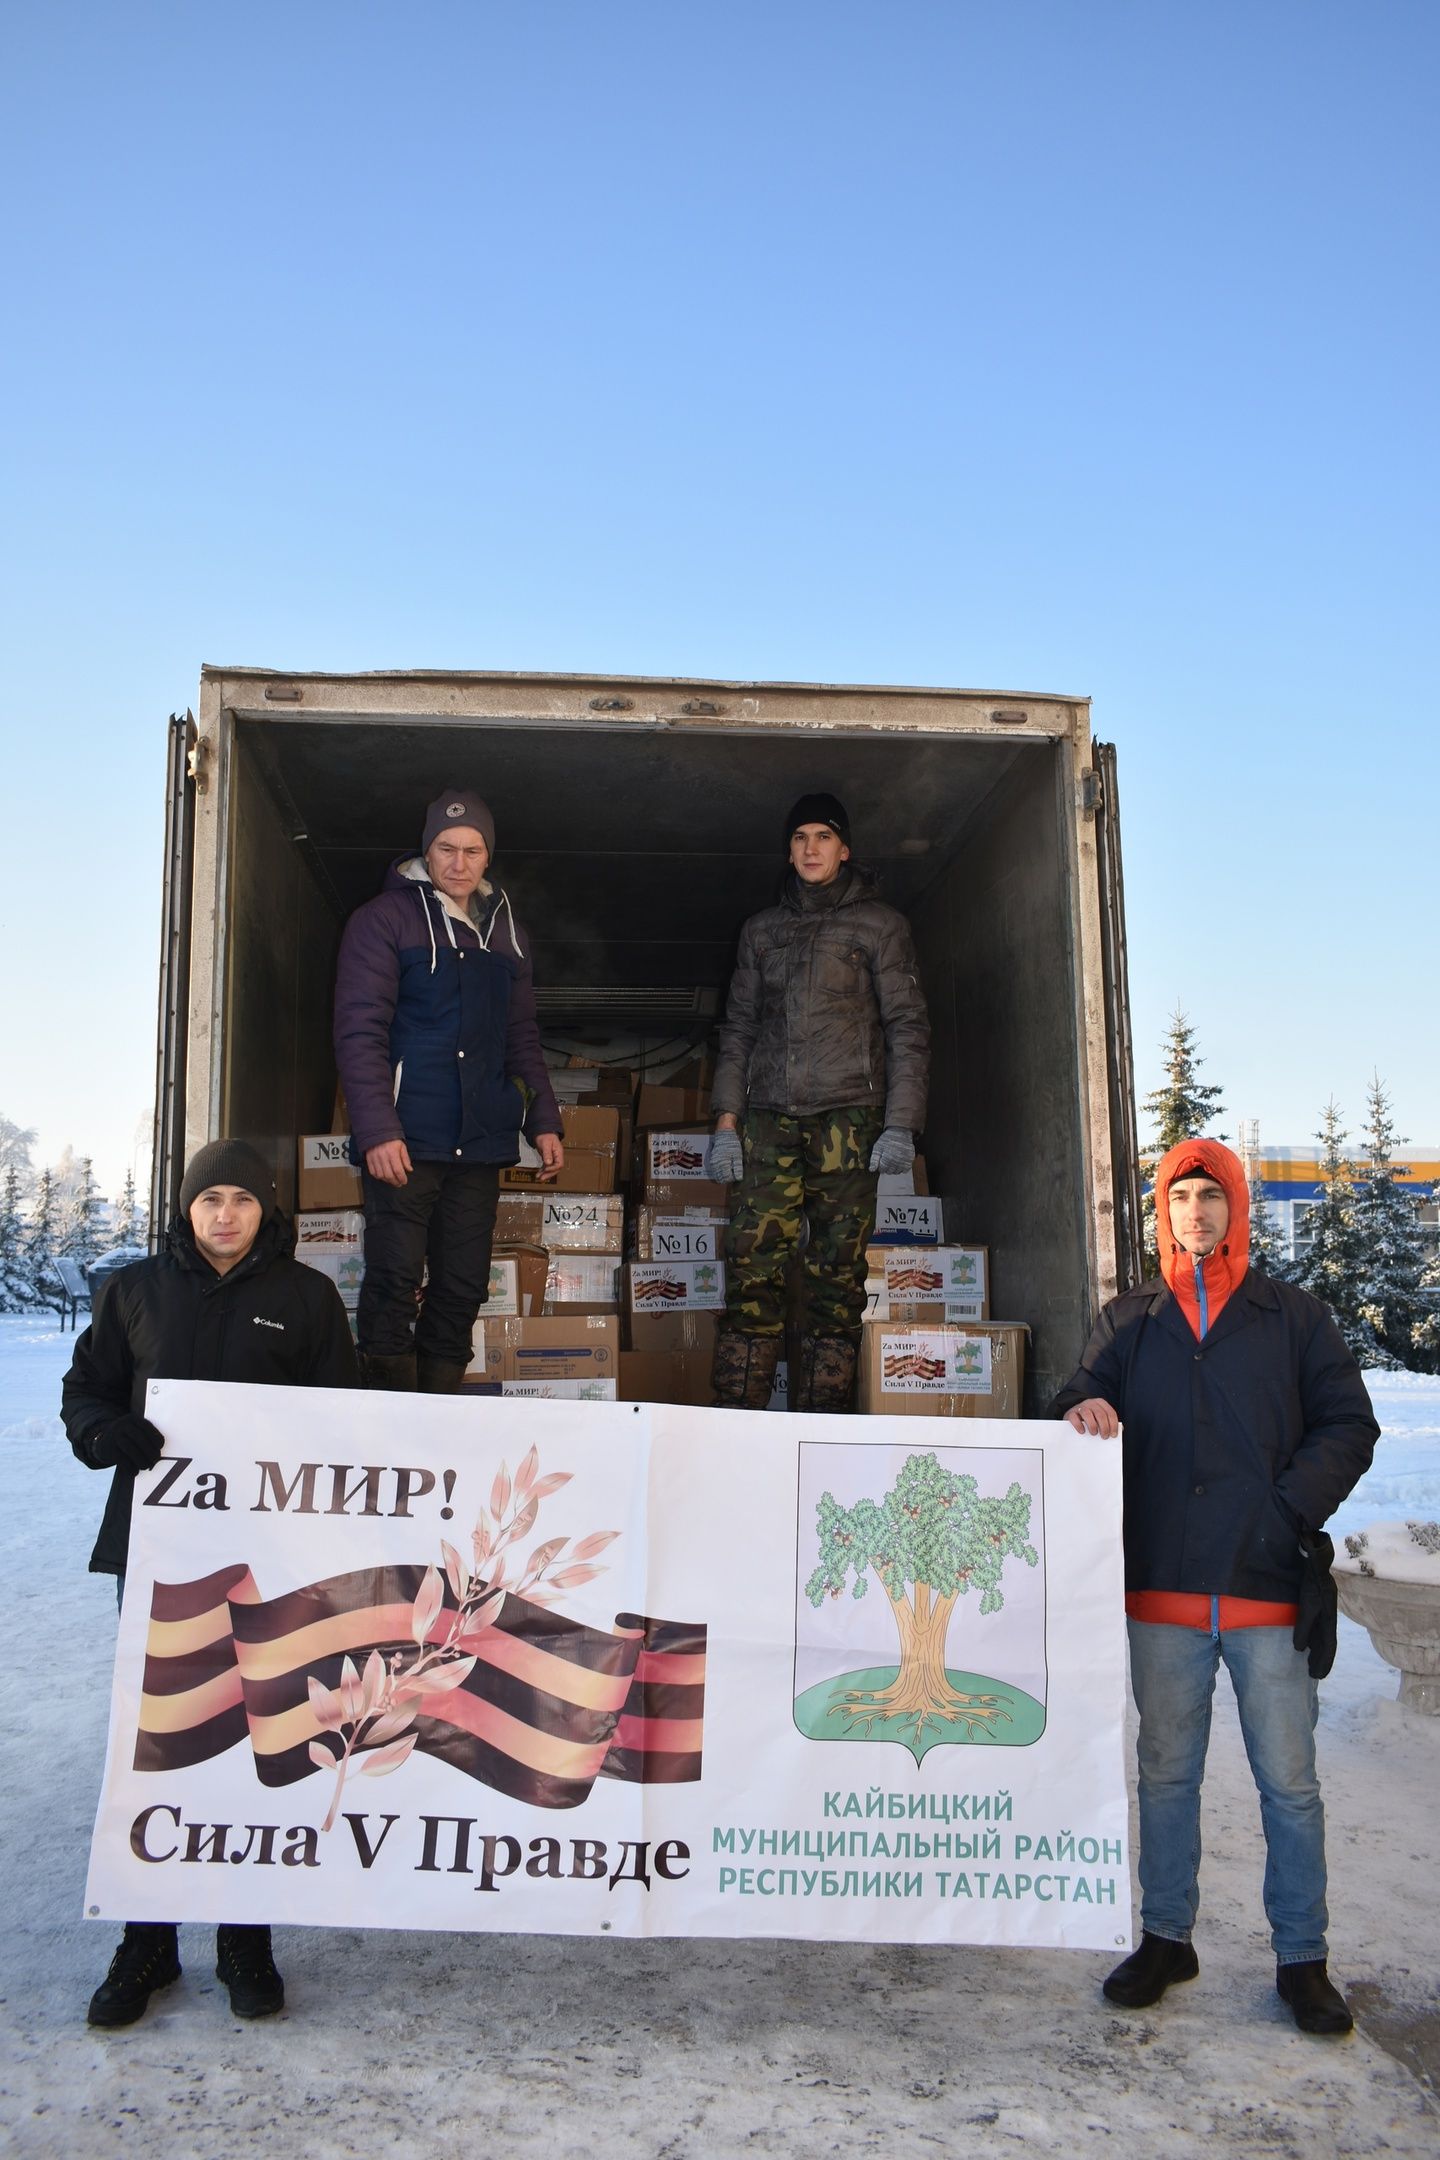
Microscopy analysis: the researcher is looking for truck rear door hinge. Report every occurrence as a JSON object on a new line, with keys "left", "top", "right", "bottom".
{"left": 1080, "top": 769, "right": 1103, "bottom": 814}
{"left": 186, "top": 736, "right": 208, "bottom": 793}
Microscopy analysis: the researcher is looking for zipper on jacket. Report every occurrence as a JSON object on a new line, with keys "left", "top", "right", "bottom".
{"left": 1193, "top": 1255, "right": 1209, "bottom": 1340}
{"left": 1210, "top": 1594, "right": 1220, "bottom": 1639}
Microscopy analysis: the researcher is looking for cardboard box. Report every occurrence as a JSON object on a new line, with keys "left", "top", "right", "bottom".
{"left": 876, "top": 1245, "right": 989, "bottom": 1323}
{"left": 496, "top": 1192, "right": 625, "bottom": 1252}
{"left": 859, "top": 1321, "right": 1026, "bottom": 1418}
{"left": 493, "top": 1241, "right": 549, "bottom": 1317}
{"left": 494, "top": 1102, "right": 621, "bottom": 1193}
{"left": 295, "top": 1248, "right": 366, "bottom": 1311}
{"left": 636, "top": 1083, "right": 711, "bottom": 1128}
{"left": 628, "top": 1259, "right": 726, "bottom": 1316}
{"left": 618, "top": 1349, "right": 715, "bottom": 1406}
{"left": 869, "top": 1193, "right": 943, "bottom": 1246}
{"left": 501, "top": 1147, "right": 616, "bottom": 1193}
{"left": 632, "top": 1205, "right": 728, "bottom": 1262}
{"left": 626, "top": 1308, "right": 719, "bottom": 1357}
{"left": 297, "top": 1134, "right": 363, "bottom": 1209}
{"left": 545, "top": 1254, "right": 621, "bottom": 1309}
{"left": 468, "top": 1314, "right": 620, "bottom": 1387}
{"left": 294, "top": 1209, "right": 364, "bottom": 1251}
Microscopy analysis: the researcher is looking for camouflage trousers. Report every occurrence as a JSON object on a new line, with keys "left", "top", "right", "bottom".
{"left": 723, "top": 1106, "right": 883, "bottom": 1343}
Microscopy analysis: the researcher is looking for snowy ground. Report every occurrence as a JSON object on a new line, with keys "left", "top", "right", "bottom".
{"left": 1, "top": 1315, "right": 1436, "bottom": 2159}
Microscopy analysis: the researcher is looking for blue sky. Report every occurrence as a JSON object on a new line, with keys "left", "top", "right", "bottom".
{"left": 1, "top": 2, "right": 1435, "bottom": 1193}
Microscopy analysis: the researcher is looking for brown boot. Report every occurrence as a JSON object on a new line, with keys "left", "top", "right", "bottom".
{"left": 712, "top": 1330, "right": 782, "bottom": 1410}
{"left": 791, "top": 1335, "right": 859, "bottom": 1413}
{"left": 417, "top": 1356, "right": 469, "bottom": 1394}
{"left": 360, "top": 1350, "right": 418, "bottom": 1391}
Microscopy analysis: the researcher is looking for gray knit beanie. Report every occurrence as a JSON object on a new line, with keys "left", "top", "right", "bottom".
{"left": 179, "top": 1140, "right": 277, "bottom": 1219}
{"left": 422, "top": 788, "right": 496, "bottom": 857}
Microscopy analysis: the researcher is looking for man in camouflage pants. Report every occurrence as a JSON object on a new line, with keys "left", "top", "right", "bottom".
{"left": 707, "top": 794, "right": 930, "bottom": 1412}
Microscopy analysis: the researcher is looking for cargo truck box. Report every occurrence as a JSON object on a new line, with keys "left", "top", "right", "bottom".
{"left": 155, "top": 669, "right": 1138, "bottom": 1411}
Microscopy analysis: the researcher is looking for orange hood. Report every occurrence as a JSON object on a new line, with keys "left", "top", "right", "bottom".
{"left": 1154, "top": 1136, "right": 1250, "bottom": 1336}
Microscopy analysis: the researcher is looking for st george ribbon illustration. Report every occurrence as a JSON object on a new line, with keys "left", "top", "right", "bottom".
{"left": 137, "top": 1562, "right": 706, "bottom": 1811}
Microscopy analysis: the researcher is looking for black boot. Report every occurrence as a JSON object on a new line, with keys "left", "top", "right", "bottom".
{"left": 791, "top": 1335, "right": 859, "bottom": 1413}
{"left": 216, "top": 1923, "right": 285, "bottom": 2018}
{"left": 1103, "top": 1931, "right": 1199, "bottom": 2007}
{"left": 359, "top": 1350, "right": 418, "bottom": 1391}
{"left": 87, "top": 1921, "right": 181, "bottom": 2027}
{"left": 1277, "top": 1959, "right": 1353, "bottom": 2035}
{"left": 417, "top": 1355, "right": 469, "bottom": 1394}
{"left": 711, "top": 1330, "right": 782, "bottom": 1409}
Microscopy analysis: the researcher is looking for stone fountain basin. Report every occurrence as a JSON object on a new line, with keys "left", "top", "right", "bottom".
{"left": 1334, "top": 1567, "right": 1440, "bottom": 1714}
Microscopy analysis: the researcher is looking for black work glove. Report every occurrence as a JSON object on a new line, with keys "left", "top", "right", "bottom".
{"left": 90, "top": 1413, "right": 166, "bottom": 1475}
{"left": 1292, "top": 1527, "right": 1338, "bottom": 1680}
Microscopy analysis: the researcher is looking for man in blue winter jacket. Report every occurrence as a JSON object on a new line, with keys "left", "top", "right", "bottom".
{"left": 334, "top": 787, "right": 564, "bottom": 1392}
{"left": 1053, "top": 1137, "right": 1378, "bottom": 2037}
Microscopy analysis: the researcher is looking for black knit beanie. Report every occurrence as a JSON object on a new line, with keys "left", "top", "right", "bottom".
{"left": 422, "top": 788, "right": 496, "bottom": 857}
{"left": 784, "top": 793, "right": 851, "bottom": 845}
{"left": 179, "top": 1140, "right": 277, "bottom": 1219}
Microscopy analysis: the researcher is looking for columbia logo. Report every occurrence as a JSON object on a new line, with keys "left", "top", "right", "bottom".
{"left": 253, "top": 1316, "right": 284, "bottom": 1332}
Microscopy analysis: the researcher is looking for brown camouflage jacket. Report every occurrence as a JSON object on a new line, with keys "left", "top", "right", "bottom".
{"left": 711, "top": 868, "right": 930, "bottom": 1129}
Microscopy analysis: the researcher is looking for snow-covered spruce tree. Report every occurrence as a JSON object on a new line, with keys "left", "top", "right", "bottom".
{"left": 0, "top": 1114, "right": 36, "bottom": 1194}
{"left": 1293, "top": 1102, "right": 1377, "bottom": 1361}
{"left": 1349, "top": 1074, "right": 1430, "bottom": 1372}
{"left": 1416, "top": 1229, "right": 1440, "bottom": 1373}
{"left": 57, "top": 1154, "right": 102, "bottom": 1267}
{"left": 0, "top": 1167, "right": 32, "bottom": 1312}
{"left": 112, "top": 1166, "right": 146, "bottom": 1249}
{"left": 24, "top": 1166, "right": 59, "bottom": 1298}
{"left": 1248, "top": 1175, "right": 1289, "bottom": 1278}
{"left": 1140, "top": 1008, "right": 1226, "bottom": 1267}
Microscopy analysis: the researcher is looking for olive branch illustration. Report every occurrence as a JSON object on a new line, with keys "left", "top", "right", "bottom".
{"left": 307, "top": 1445, "right": 619, "bottom": 1831}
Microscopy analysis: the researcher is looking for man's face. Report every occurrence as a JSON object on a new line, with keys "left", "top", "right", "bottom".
{"left": 790, "top": 822, "right": 850, "bottom": 886}
{"left": 188, "top": 1185, "right": 264, "bottom": 1274}
{"left": 426, "top": 826, "right": 491, "bottom": 902}
{"left": 1167, "top": 1175, "right": 1230, "bottom": 1258}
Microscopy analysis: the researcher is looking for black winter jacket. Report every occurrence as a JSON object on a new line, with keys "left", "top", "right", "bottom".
{"left": 61, "top": 1213, "right": 359, "bottom": 1573}
{"left": 710, "top": 867, "right": 930, "bottom": 1128}
{"left": 1050, "top": 1271, "right": 1378, "bottom": 1602}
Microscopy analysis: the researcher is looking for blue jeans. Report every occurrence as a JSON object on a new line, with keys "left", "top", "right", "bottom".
{"left": 1127, "top": 1618, "right": 1327, "bottom": 1964}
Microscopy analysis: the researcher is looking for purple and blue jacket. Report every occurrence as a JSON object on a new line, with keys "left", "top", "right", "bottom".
{"left": 334, "top": 857, "right": 562, "bottom": 1164}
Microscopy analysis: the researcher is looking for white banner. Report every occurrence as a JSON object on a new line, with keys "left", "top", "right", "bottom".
{"left": 86, "top": 1383, "right": 1132, "bottom": 1950}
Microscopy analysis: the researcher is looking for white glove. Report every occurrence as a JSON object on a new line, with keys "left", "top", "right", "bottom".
{"left": 706, "top": 1128, "right": 744, "bottom": 1183}
{"left": 868, "top": 1127, "right": 915, "bottom": 1176}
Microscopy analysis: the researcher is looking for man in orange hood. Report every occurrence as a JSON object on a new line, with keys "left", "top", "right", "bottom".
{"left": 1053, "top": 1137, "right": 1378, "bottom": 2036}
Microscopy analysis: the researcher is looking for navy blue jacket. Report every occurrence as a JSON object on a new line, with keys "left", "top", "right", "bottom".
{"left": 334, "top": 859, "right": 561, "bottom": 1163}
{"left": 1050, "top": 1271, "right": 1378, "bottom": 1602}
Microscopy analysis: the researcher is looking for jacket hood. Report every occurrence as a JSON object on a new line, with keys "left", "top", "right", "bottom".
{"left": 1154, "top": 1137, "right": 1250, "bottom": 1301}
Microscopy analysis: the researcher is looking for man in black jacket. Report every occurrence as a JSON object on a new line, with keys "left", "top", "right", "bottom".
{"left": 706, "top": 794, "right": 930, "bottom": 1413}
{"left": 62, "top": 1138, "right": 358, "bottom": 2028}
{"left": 1053, "top": 1138, "right": 1378, "bottom": 2036}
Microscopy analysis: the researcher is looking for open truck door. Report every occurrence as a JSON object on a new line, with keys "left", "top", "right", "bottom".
{"left": 1091, "top": 739, "right": 1142, "bottom": 1292}
{"left": 149, "top": 711, "right": 197, "bottom": 1245}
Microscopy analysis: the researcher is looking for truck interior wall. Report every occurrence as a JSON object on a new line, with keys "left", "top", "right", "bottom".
{"left": 222, "top": 741, "right": 341, "bottom": 1214}
{"left": 907, "top": 744, "right": 1088, "bottom": 1411}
